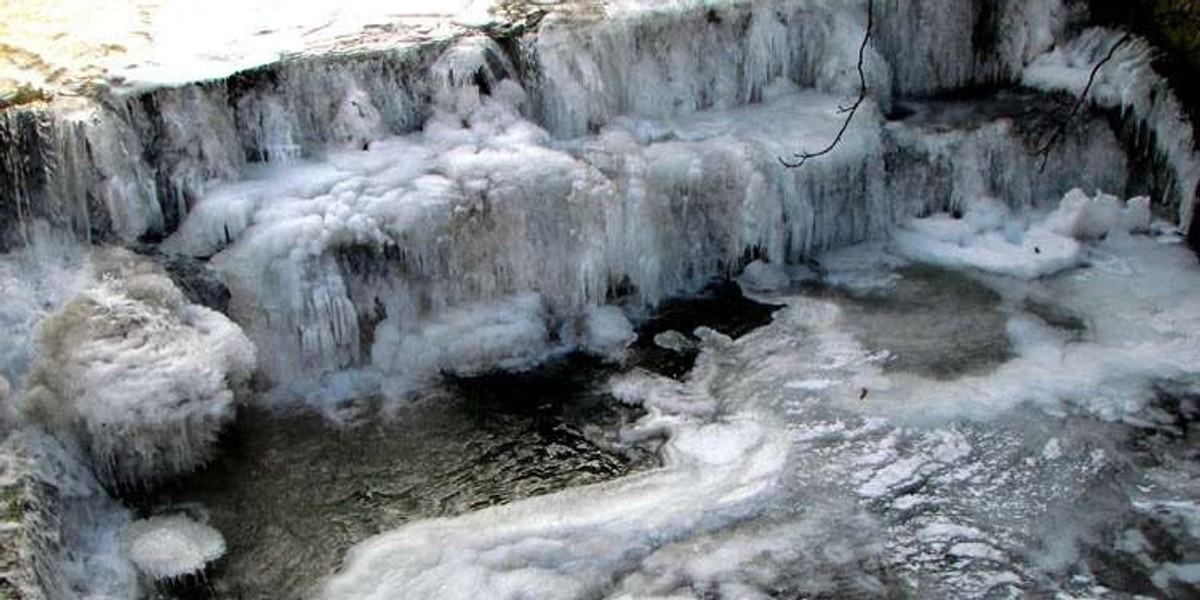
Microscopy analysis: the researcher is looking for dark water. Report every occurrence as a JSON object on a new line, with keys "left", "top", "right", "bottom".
{"left": 812, "top": 265, "right": 1015, "bottom": 379}
{"left": 628, "top": 280, "right": 783, "bottom": 379}
{"left": 138, "top": 281, "right": 779, "bottom": 599}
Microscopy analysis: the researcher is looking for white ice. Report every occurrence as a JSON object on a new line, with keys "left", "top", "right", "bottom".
{"left": 18, "top": 249, "right": 256, "bottom": 485}
{"left": 167, "top": 59, "right": 886, "bottom": 385}
{"left": 120, "top": 515, "right": 225, "bottom": 581}
{"left": 1024, "top": 27, "right": 1200, "bottom": 232}
{"left": 892, "top": 189, "right": 1155, "bottom": 279}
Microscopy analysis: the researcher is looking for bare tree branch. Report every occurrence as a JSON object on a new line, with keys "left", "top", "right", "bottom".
{"left": 1036, "top": 31, "right": 1133, "bottom": 171}
{"left": 780, "top": 0, "right": 874, "bottom": 168}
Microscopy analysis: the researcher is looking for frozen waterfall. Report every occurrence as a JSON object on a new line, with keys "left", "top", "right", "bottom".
{"left": 2, "top": 0, "right": 1200, "bottom": 598}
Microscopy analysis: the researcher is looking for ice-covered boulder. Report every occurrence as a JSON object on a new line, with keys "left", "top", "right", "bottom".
{"left": 18, "top": 249, "right": 256, "bottom": 486}
{"left": 121, "top": 515, "right": 225, "bottom": 582}
{"left": 576, "top": 305, "right": 637, "bottom": 362}
{"left": 737, "top": 260, "right": 791, "bottom": 293}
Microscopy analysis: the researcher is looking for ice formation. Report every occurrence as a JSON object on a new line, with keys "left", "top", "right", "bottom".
{"left": 120, "top": 515, "right": 226, "bottom": 581}
{"left": 1025, "top": 27, "right": 1200, "bottom": 233}
{"left": 2, "top": 0, "right": 1173, "bottom": 390}
{"left": 1, "top": 0, "right": 1199, "bottom": 597}
{"left": 892, "top": 189, "right": 1156, "bottom": 279}
{"left": 317, "top": 331, "right": 790, "bottom": 599}
{"left": 0, "top": 431, "right": 140, "bottom": 599}
{"left": 18, "top": 249, "right": 256, "bottom": 485}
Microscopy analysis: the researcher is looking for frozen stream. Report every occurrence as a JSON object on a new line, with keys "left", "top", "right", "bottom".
{"left": 3, "top": 0, "right": 1200, "bottom": 598}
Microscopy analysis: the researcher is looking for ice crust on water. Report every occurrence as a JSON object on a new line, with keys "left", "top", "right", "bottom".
{"left": 18, "top": 249, "right": 256, "bottom": 485}
{"left": 121, "top": 515, "right": 226, "bottom": 581}
{"left": 892, "top": 189, "right": 1155, "bottom": 279}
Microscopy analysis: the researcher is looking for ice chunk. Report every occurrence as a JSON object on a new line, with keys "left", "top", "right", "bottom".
{"left": 18, "top": 249, "right": 256, "bottom": 485}
{"left": 121, "top": 515, "right": 225, "bottom": 581}
{"left": 738, "top": 260, "right": 791, "bottom": 294}
{"left": 576, "top": 305, "right": 636, "bottom": 361}
{"left": 1045, "top": 188, "right": 1122, "bottom": 241}
{"left": 653, "top": 330, "right": 697, "bottom": 354}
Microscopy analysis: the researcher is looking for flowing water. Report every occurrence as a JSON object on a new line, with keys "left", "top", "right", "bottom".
{"left": 136, "top": 283, "right": 777, "bottom": 599}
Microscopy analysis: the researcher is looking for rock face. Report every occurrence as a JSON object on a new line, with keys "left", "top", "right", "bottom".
{"left": 18, "top": 249, "right": 256, "bottom": 486}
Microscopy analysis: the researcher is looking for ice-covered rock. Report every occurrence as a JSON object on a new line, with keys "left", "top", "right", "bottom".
{"left": 18, "top": 249, "right": 256, "bottom": 485}
{"left": 0, "top": 430, "right": 140, "bottom": 599}
{"left": 576, "top": 305, "right": 636, "bottom": 361}
{"left": 653, "top": 330, "right": 696, "bottom": 354}
{"left": 121, "top": 515, "right": 226, "bottom": 582}
{"left": 737, "top": 260, "right": 791, "bottom": 293}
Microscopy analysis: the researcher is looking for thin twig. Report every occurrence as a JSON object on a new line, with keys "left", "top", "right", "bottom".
{"left": 780, "top": 0, "right": 873, "bottom": 168}
{"left": 1036, "top": 32, "right": 1133, "bottom": 172}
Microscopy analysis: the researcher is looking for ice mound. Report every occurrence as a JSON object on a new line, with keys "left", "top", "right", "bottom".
{"left": 574, "top": 305, "right": 637, "bottom": 361}
{"left": 18, "top": 249, "right": 256, "bottom": 485}
{"left": 1045, "top": 189, "right": 1152, "bottom": 240}
{"left": 737, "top": 259, "right": 792, "bottom": 293}
{"left": 893, "top": 190, "right": 1154, "bottom": 279}
{"left": 121, "top": 515, "right": 225, "bottom": 581}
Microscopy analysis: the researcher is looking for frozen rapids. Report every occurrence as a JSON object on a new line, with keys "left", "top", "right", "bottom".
{"left": 2, "top": 0, "right": 1200, "bottom": 598}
